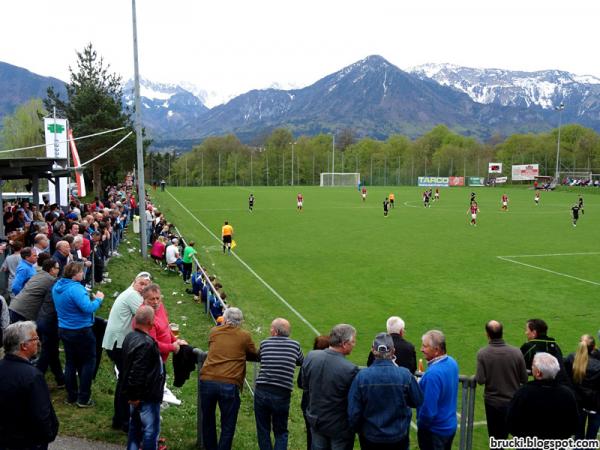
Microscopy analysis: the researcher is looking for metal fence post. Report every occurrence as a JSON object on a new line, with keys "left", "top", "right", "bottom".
{"left": 459, "top": 379, "right": 469, "bottom": 450}
{"left": 466, "top": 377, "right": 476, "bottom": 450}
{"left": 195, "top": 349, "right": 207, "bottom": 449}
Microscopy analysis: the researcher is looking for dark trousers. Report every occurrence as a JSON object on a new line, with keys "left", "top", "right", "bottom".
{"left": 107, "top": 346, "right": 129, "bottom": 431}
{"left": 484, "top": 401, "right": 510, "bottom": 441}
{"left": 200, "top": 380, "right": 241, "bottom": 450}
{"left": 182, "top": 262, "right": 193, "bottom": 282}
{"left": 8, "top": 308, "right": 26, "bottom": 324}
{"left": 359, "top": 434, "right": 408, "bottom": 450}
{"left": 59, "top": 327, "right": 96, "bottom": 404}
{"left": 417, "top": 429, "right": 455, "bottom": 450}
{"left": 35, "top": 318, "right": 64, "bottom": 385}
{"left": 254, "top": 386, "right": 291, "bottom": 450}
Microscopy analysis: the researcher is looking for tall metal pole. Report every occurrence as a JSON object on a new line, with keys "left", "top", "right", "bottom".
{"left": 291, "top": 142, "right": 295, "bottom": 186}
{"left": 250, "top": 151, "right": 253, "bottom": 186}
{"left": 131, "top": 0, "right": 147, "bottom": 257}
{"left": 332, "top": 134, "right": 335, "bottom": 174}
{"left": 554, "top": 102, "right": 565, "bottom": 181}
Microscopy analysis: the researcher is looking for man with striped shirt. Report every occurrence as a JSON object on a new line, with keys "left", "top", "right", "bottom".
{"left": 254, "top": 318, "right": 304, "bottom": 450}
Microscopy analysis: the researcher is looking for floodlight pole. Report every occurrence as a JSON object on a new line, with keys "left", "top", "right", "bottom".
{"left": 290, "top": 141, "right": 295, "bottom": 186}
{"left": 554, "top": 102, "right": 564, "bottom": 182}
{"left": 332, "top": 134, "right": 335, "bottom": 174}
{"left": 132, "top": 0, "right": 147, "bottom": 257}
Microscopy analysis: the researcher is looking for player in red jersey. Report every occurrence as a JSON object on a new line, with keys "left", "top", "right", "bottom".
{"left": 361, "top": 186, "right": 367, "bottom": 202}
{"left": 434, "top": 188, "right": 440, "bottom": 201}
{"left": 297, "top": 193, "right": 303, "bottom": 211}
{"left": 468, "top": 201, "right": 480, "bottom": 226}
{"left": 501, "top": 194, "right": 508, "bottom": 211}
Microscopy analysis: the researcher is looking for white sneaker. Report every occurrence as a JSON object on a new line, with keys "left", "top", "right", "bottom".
{"left": 162, "top": 387, "right": 181, "bottom": 406}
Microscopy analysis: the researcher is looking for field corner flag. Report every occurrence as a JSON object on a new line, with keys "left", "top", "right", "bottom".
{"left": 231, "top": 240, "right": 237, "bottom": 249}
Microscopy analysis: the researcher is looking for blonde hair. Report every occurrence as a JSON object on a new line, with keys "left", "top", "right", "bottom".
{"left": 573, "top": 334, "right": 594, "bottom": 384}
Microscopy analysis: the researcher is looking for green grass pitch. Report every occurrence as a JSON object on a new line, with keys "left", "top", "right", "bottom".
{"left": 152, "top": 184, "right": 599, "bottom": 449}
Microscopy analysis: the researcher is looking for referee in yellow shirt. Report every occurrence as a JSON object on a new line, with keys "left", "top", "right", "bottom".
{"left": 222, "top": 221, "right": 234, "bottom": 254}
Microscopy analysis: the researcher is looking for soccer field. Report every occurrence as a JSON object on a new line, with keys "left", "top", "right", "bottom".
{"left": 153, "top": 185, "right": 599, "bottom": 447}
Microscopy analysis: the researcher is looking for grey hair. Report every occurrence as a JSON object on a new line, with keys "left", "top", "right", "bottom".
{"left": 135, "top": 305, "right": 155, "bottom": 326}
{"left": 422, "top": 330, "right": 447, "bottom": 353}
{"left": 223, "top": 307, "right": 243, "bottom": 327}
{"left": 533, "top": 352, "right": 560, "bottom": 380}
{"left": 73, "top": 235, "right": 83, "bottom": 245}
{"left": 386, "top": 316, "right": 405, "bottom": 334}
{"left": 271, "top": 318, "right": 290, "bottom": 337}
{"left": 3, "top": 321, "right": 37, "bottom": 355}
{"left": 329, "top": 324, "right": 356, "bottom": 347}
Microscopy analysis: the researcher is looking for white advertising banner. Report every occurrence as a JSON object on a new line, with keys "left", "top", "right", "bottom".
{"left": 511, "top": 164, "right": 539, "bottom": 181}
{"left": 488, "top": 162, "right": 503, "bottom": 174}
{"left": 44, "top": 118, "right": 69, "bottom": 205}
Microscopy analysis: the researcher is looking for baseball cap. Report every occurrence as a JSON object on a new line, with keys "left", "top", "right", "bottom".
{"left": 372, "top": 333, "right": 394, "bottom": 353}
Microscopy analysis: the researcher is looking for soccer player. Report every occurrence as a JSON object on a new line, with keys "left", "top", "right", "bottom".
{"left": 501, "top": 194, "right": 509, "bottom": 211}
{"left": 534, "top": 191, "right": 540, "bottom": 206}
{"left": 361, "top": 186, "right": 367, "bottom": 202}
{"left": 389, "top": 193, "right": 395, "bottom": 208}
{"left": 383, "top": 197, "right": 389, "bottom": 217}
{"left": 578, "top": 195, "right": 584, "bottom": 215}
{"left": 297, "top": 193, "right": 303, "bottom": 211}
{"left": 434, "top": 188, "right": 440, "bottom": 201}
{"left": 423, "top": 190, "right": 431, "bottom": 208}
{"left": 470, "top": 192, "right": 476, "bottom": 204}
{"left": 572, "top": 204, "right": 580, "bottom": 227}
{"left": 468, "top": 201, "right": 480, "bottom": 226}
{"left": 221, "top": 221, "right": 234, "bottom": 254}
{"left": 248, "top": 193, "right": 255, "bottom": 212}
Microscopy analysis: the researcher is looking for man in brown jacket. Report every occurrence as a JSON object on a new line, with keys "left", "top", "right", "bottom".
{"left": 200, "top": 307, "right": 258, "bottom": 450}
{"left": 476, "top": 320, "right": 528, "bottom": 444}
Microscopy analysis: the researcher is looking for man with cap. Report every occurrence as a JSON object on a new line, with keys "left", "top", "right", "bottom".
{"left": 348, "top": 333, "right": 423, "bottom": 450}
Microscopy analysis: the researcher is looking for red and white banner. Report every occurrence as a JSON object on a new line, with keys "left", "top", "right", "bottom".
{"left": 512, "top": 164, "right": 539, "bottom": 181}
{"left": 488, "top": 162, "right": 503, "bottom": 174}
{"left": 449, "top": 176, "right": 465, "bottom": 186}
{"left": 68, "top": 129, "right": 87, "bottom": 198}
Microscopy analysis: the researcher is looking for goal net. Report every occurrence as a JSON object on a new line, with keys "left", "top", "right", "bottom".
{"left": 319, "top": 172, "right": 360, "bottom": 187}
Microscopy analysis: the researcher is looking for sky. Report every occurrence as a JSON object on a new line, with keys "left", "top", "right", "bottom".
{"left": 1, "top": 0, "right": 598, "bottom": 106}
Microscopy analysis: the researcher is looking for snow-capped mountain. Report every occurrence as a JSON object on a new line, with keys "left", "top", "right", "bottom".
{"left": 408, "top": 63, "right": 600, "bottom": 122}
{"left": 123, "top": 78, "right": 208, "bottom": 140}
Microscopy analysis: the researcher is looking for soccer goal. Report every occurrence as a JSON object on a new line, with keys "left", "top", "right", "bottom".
{"left": 319, "top": 172, "right": 360, "bottom": 187}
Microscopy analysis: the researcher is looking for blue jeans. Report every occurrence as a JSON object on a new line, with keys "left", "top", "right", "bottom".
{"left": 59, "top": 327, "right": 96, "bottom": 404}
{"left": 200, "top": 380, "right": 241, "bottom": 450}
{"left": 310, "top": 430, "right": 355, "bottom": 450}
{"left": 127, "top": 401, "right": 161, "bottom": 450}
{"left": 254, "top": 387, "right": 291, "bottom": 450}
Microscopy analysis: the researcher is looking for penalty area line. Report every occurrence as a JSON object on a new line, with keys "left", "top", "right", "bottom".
{"left": 165, "top": 189, "right": 321, "bottom": 336}
{"left": 497, "top": 256, "right": 600, "bottom": 287}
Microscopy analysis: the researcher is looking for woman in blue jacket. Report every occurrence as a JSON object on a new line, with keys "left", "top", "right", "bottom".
{"left": 53, "top": 262, "right": 104, "bottom": 407}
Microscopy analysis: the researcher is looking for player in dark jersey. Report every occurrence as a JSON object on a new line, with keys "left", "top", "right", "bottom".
{"left": 423, "top": 190, "right": 431, "bottom": 208}
{"left": 470, "top": 192, "right": 476, "bottom": 204}
{"left": 572, "top": 204, "right": 581, "bottom": 227}
{"left": 248, "top": 193, "right": 255, "bottom": 212}
{"left": 578, "top": 195, "right": 584, "bottom": 215}
{"left": 383, "top": 198, "right": 389, "bottom": 217}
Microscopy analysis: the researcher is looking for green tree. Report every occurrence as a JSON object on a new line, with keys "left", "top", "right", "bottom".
{"left": 45, "top": 43, "right": 139, "bottom": 195}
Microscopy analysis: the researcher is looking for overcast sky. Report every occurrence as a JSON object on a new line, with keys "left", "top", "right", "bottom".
{"left": 2, "top": 0, "right": 598, "bottom": 105}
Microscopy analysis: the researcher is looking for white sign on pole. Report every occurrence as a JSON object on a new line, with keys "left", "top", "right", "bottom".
{"left": 488, "top": 162, "right": 503, "bottom": 174}
{"left": 511, "top": 164, "right": 539, "bottom": 181}
{"left": 44, "top": 118, "right": 69, "bottom": 205}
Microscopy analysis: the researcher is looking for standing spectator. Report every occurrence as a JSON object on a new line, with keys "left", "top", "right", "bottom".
{"left": 181, "top": 241, "right": 197, "bottom": 283}
{"left": 507, "top": 352, "right": 579, "bottom": 439}
{"left": 32, "top": 233, "right": 50, "bottom": 256}
{"left": 520, "top": 318, "right": 567, "bottom": 382}
{"left": 10, "top": 247, "right": 38, "bottom": 300}
{"left": 348, "top": 332, "right": 423, "bottom": 450}
{"left": 301, "top": 324, "right": 359, "bottom": 450}
{"left": 1, "top": 240, "right": 23, "bottom": 297}
{"left": 254, "top": 318, "right": 304, "bottom": 450}
{"left": 564, "top": 335, "right": 600, "bottom": 440}
{"left": 475, "top": 320, "right": 528, "bottom": 443}
{"left": 122, "top": 305, "right": 165, "bottom": 450}
{"left": 0, "top": 321, "right": 59, "bottom": 450}
{"left": 366, "top": 315, "right": 416, "bottom": 373}
{"left": 200, "top": 307, "right": 258, "bottom": 450}
{"left": 417, "top": 330, "right": 459, "bottom": 450}
{"left": 9, "top": 258, "right": 58, "bottom": 323}
{"left": 53, "top": 262, "right": 104, "bottom": 407}
{"left": 145, "top": 207, "right": 153, "bottom": 245}
{"left": 52, "top": 240, "right": 72, "bottom": 276}
{"left": 102, "top": 273, "right": 152, "bottom": 432}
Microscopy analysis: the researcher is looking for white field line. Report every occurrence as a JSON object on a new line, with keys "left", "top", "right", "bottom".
{"left": 497, "top": 256, "right": 600, "bottom": 287}
{"left": 165, "top": 190, "right": 321, "bottom": 336}
{"left": 499, "top": 252, "right": 600, "bottom": 258}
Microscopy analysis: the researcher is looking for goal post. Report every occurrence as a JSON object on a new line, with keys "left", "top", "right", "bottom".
{"left": 319, "top": 172, "right": 360, "bottom": 187}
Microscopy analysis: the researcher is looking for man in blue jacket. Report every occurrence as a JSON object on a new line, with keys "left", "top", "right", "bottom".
{"left": 417, "top": 330, "right": 459, "bottom": 450}
{"left": 348, "top": 332, "right": 423, "bottom": 449}
{"left": 10, "top": 247, "right": 38, "bottom": 300}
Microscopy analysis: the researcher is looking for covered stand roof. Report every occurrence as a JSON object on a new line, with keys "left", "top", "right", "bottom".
{"left": 0, "top": 157, "right": 69, "bottom": 180}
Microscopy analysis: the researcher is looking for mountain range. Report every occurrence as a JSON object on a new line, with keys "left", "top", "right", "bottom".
{"left": 2, "top": 56, "right": 600, "bottom": 150}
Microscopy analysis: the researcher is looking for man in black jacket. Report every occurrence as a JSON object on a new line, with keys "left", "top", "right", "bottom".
{"left": 0, "top": 321, "right": 59, "bottom": 449}
{"left": 520, "top": 318, "right": 568, "bottom": 383}
{"left": 366, "top": 316, "right": 416, "bottom": 373}
{"left": 122, "top": 305, "right": 165, "bottom": 450}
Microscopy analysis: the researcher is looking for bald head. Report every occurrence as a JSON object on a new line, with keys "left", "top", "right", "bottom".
{"left": 485, "top": 320, "right": 503, "bottom": 340}
{"left": 271, "top": 318, "right": 291, "bottom": 337}
{"left": 56, "top": 240, "right": 70, "bottom": 255}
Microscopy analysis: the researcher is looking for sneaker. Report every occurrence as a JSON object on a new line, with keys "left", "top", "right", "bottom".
{"left": 64, "top": 398, "right": 76, "bottom": 406}
{"left": 76, "top": 399, "right": 95, "bottom": 408}
{"left": 162, "top": 387, "right": 181, "bottom": 406}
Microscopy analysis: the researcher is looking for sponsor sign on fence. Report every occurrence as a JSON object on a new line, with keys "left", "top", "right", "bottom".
{"left": 488, "top": 162, "right": 503, "bottom": 174}
{"left": 449, "top": 177, "right": 465, "bottom": 186}
{"left": 495, "top": 176, "right": 508, "bottom": 184}
{"left": 512, "top": 164, "right": 539, "bottom": 181}
{"left": 418, "top": 176, "right": 449, "bottom": 187}
{"left": 468, "top": 177, "right": 486, "bottom": 186}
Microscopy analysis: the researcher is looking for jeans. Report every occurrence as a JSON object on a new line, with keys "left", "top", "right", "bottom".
{"left": 358, "top": 434, "right": 408, "bottom": 450}
{"left": 127, "top": 401, "right": 161, "bottom": 450}
{"left": 107, "top": 346, "right": 129, "bottom": 430}
{"left": 200, "top": 380, "right": 241, "bottom": 450}
{"left": 35, "top": 318, "right": 64, "bottom": 385}
{"left": 59, "top": 327, "right": 96, "bottom": 404}
{"left": 310, "top": 430, "right": 355, "bottom": 450}
{"left": 417, "top": 428, "right": 455, "bottom": 450}
{"left": 254, "top": 387, "right": 292, "bottom": 450}
{"left": 576, "top": 409, "right": 600, "bottom": 441}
